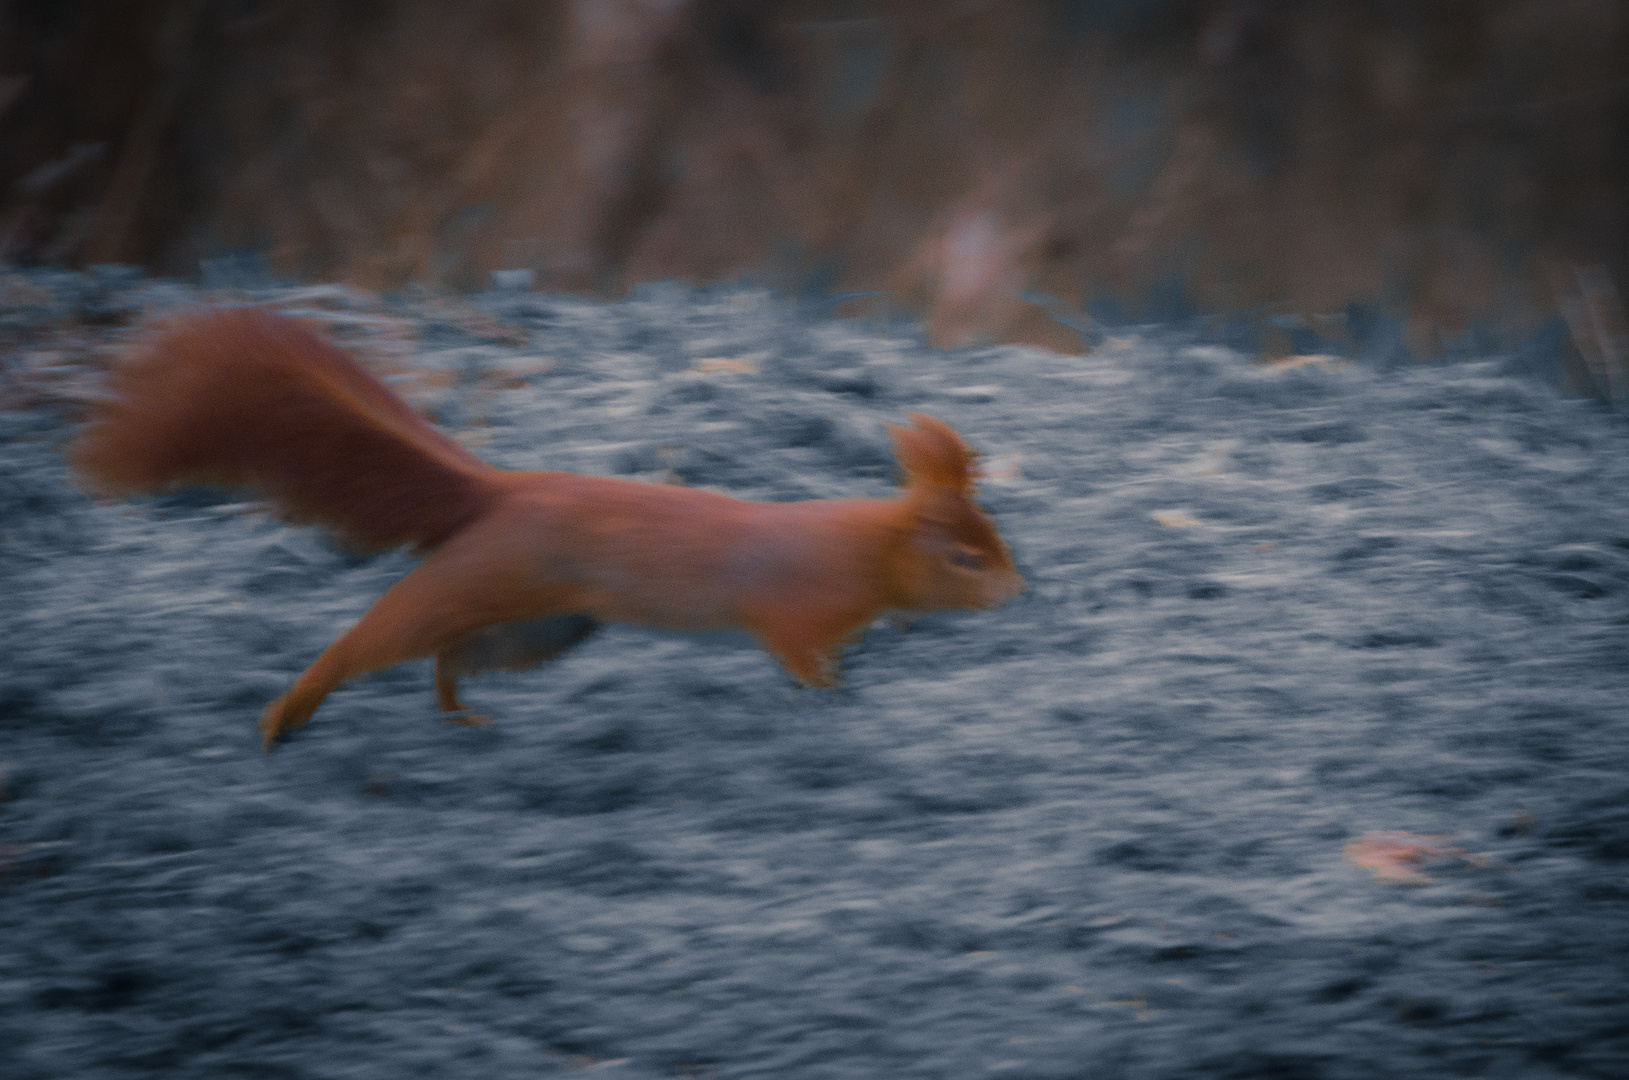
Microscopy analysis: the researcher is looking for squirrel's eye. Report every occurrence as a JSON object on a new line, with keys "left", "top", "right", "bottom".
{"left": 949, "top": 547, "right": 985, "bottom": 570}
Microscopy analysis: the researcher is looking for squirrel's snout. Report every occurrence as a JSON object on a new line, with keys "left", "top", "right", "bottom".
{"left": 983, "top": 567, "right": 1025, "bottom": 607}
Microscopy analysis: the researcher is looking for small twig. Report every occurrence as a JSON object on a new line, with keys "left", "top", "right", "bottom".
{"left": 1549, "top": 261, "right": 1629, "bottom": 403}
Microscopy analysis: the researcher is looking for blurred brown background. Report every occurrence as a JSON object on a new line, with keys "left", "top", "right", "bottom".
{"left": 2, "top": 0, "right": 1625, "bottom": 363}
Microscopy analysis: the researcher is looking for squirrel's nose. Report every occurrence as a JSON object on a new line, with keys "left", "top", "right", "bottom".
{"left": 985, "top": 568, "right": 1024, "bottom": 607}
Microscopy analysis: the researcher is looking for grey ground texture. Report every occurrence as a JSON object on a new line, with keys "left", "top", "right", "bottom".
{"left": 2, "top": 271, "right": 1627, "bottom": 1079}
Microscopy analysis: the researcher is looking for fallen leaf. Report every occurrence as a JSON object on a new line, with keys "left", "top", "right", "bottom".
{"left": 1344, "top": 831, "right": 1471, "bottom": 884}
{"left": 1260, "top": 353, "right": 1347, "bottom": 372}
{"left": 692, "top": 357, "right": 758, "bottom": 375}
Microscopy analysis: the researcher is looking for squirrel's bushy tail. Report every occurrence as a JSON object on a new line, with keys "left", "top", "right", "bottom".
{"left": 72, "top": 307, "right": 502, "bottom": 553}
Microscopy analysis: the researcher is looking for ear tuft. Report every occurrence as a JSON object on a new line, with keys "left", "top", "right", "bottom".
{"left": 888, "top": 412, "right": 976, "bottom": 491}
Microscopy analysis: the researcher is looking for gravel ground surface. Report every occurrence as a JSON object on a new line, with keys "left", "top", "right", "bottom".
{"left": 3, "top": 270, "right": 1627, "bottom": 1079}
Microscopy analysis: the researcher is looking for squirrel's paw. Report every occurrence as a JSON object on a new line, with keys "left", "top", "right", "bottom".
{"left": 258, "top": 693, "right": 310, "bottom": 751}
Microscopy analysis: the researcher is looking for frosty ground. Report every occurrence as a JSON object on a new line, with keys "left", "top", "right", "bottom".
{"left": 2, "top": 272, "right": 1627, "bottom": 1079}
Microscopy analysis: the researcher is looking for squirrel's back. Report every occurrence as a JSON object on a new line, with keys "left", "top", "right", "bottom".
{"left": 71, "top": 307, "right": 502, "bottom": 552}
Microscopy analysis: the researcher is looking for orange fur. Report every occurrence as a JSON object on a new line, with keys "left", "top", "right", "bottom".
{"left": 72, "top": 308, "right": 1023, "bottom": 748}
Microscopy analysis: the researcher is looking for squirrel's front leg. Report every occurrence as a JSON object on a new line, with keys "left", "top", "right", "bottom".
{"left": 749, "top": 608, "right": 866, "bottom": 689}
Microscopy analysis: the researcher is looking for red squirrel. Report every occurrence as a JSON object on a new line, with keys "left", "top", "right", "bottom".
{"left": 72, "top": 308, "right": 1023, "bottom": 748}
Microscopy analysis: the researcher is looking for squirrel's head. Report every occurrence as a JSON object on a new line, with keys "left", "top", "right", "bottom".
{"left": 888, "top": 413, "right": 1024, "bottom": 611}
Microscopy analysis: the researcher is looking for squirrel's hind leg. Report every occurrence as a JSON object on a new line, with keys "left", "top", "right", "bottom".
{"left": 258, "top": 546, "right": 584, "bottom": 749}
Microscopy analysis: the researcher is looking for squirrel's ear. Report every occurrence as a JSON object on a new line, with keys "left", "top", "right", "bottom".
{"left": 888, "top": 413, "right": 976, "bottom": 491}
